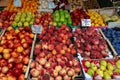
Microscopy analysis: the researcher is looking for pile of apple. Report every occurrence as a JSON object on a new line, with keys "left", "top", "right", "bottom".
{"left": 12, "top": 11, "right": 35, "bottom": 28}
{"left": 35, "top": 24, "right": 77, "bottom": 56}
{"left": 34, "top": 12, "right": 53, "bottom": 27}
{"left": 82, "top": 59, "right": 120, "bottom": 80}
{"left": 70, "top": 9, "right": 90, "bottom": 26}
{"left": 0, "top": 10, "right": 17, "bottom": 28}
{"left": 30, "top": 25, "right": 81, "bottom": 79}
{"left": 53, "top": 9, "right": 72, "bottom": 27}
{"left": 0, "top": 27, "right": 34, "bottom": 80}
{"left": 30, "top": 56, "right": 81, "bottom": 80}
{"left": 74, "top": 28, "right": 109, "bottom": 59}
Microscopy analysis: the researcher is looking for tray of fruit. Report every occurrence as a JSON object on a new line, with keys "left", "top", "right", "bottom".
{"left": 0, "top": 27, "right": 35, "bottom": 80}
{"left": 86, "top": 10, "right": 106, "bottom": 27}
{"left": 73, "top": 28, "right": 114, "bottom": 59}
{"left": 81, "top": 59, "right": 120, "bottom": 80}
{"left": 52, "top": 9, "right": 72, "bottom": 27}
{"left": 12, "top": 11, "right": 35, "bottom": 29}
{"left": 70, "top": 9, "right": 90, "bottom": 26}
{"left": 27, "top": 25, "right": 84, "bottom": 80}
{"left": 34, "top": 12, "right": 53, "bottom": 27}
{"left": 102, "top": 27, "right": 120, "bottom": 56}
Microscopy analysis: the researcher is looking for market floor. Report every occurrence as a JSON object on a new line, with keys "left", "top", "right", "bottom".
{"left": 0, "top": 0, "right": 9, "bottom": 6}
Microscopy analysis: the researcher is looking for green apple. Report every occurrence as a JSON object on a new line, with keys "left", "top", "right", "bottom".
{"left": 87, "top": 68, "right": 94, "bottom": 77}
{"left": 54, "top": 11, "right": 59, "bottom": 17}
{"left": 60, "top": 16, "right": 65, "bottom": 22}
{"left": 92, "top": 66, "right": 97, "bottom": 71}
{"left": 17, "top": 22, "right": 22, "bottom": 27}
{"left": 68, "top": 19, "right": 72, "bottom": 25}
{"left": 64, "top": 10, "right": 69, "bottom": 14}
{"left": 85, "top": 61, "right": 91, "bottom": 68}
{"left": 24, "top": 22, "right": 29, "bottom": 27}
{"left": 100, "top": 60, "right": 107, "bottom": 67}
{"left": 12, "top": 22, "right": 17, "bottom": 27}
{"left": 58, "top": 22, "right": 62, "bottom": 26}
{"left": 17, "top": 12, "right": 22, "bottom": 16}
{"left": 53, "top": 22, "right": 57, "bottom": 26}
{"left": 14, "top": 17, "right": 20, "bottom": 22}
{"left": 107, "top": 63, "right": 114, "bottom": 71}
{"left": 103, "top": 72, "right": 111, "bottom": 80}
{"left": 54, "top": 18, "right": 59, "bottom": 22}
{"left": 30, "top": 21, "right": 34, "bottom": 25}
{"left": 116, "top": 60, "right": 120, "bottom": 69}
{"left": 26, "top": 17, "right": 31, "bottom": 22}
{"left": 90, "top": 62, "right": 96, "bottom": 68}
{"left": 31, "top": 18, "right": 35, "bottom": 22}
{"left": 63, "top": 19, "right": 67, "bottom": 25}
{"left": 100, "top": 65, "right": 106, "bottom": 71}
{"left": 114, "top": 68, "right": 120, "bottom": 73}
{"left": 21, "top": 18, "right": 26, "bottom": 23}
{"left": 105, "top": 70, "right": 113, "bottom": 75}
{"left": 96, "top": 69, "right": 103, "bottom": 77}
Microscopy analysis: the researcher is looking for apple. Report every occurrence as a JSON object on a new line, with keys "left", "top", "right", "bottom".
{"left": 17, "top": 46, "right": 24, "bottom": 53}
{"left": 2, "top": 66, "right": 9, "bottom": 74}
{"left": 55, "top": 76, "right": 62, "bottom": 80}
{"left": 59, "top": 69, "right": 66, "bottom": 76}
{"left": 39, "top": 58, "right": 47, "bottom": 65}
{"left": 3, "top": 53, "right": 10, "bottom": 59}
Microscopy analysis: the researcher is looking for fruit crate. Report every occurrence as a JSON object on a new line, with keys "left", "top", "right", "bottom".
{"left": 28, "top": 26, "right": 85, "bottom": 80}
{"left": 101, "top": 27, "right": 120, "bottom": 56}
{"left": 73, "top": 28, "right": 114, "bottom": 60}
{"left": 27, "top": 58, "right": 85, "bottom": 80}
{"left": 80, "top": 58, "right": 120, "bottom": 80}
{"left": 0, "top": 28, "right": 36, "bottom": 80}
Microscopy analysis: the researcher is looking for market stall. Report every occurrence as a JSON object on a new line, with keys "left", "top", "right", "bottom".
{"left": 0, "top": 0, "right": 120, "bottom": 80}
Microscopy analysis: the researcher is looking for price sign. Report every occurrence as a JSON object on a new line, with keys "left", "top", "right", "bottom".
{"left": 32, "top": 25, "right": 43, "bottom": 34}
{"left": 81, "top": 19, "right": 91, "bottom": 27}
{"left": 14, "top": 0, "right": 21, "bottom": 7}
{"left": 48, "top": 2, "right": 55, "bottom": 9}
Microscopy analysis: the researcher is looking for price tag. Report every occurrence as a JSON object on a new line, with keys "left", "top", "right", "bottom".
{"left": 32, "top": 25, "right": 43, "bottom": 34}
{"left": 48, "top": 2, "right": 55, "bottom": 9}
{"left": 81, "top": 19, "right": 91, "bottom": 26}
{"left": 108, "top": 22, "right": 120, "bottom": 28}
{"left": 14, "top": 0, "right": 21, "bottom": 7}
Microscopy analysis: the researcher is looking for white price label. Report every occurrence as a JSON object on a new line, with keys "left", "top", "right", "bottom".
{"left": 32, "top": 25, "right": 42, "bottom": 34}
{"left": 81, "top": 19, "right": 91, "bottom": 26}
{"left": 14, "top": 0, "right": 21, "bottom": 7}
{"left": 48, "top": 2, "right": 55, "bottom": 9}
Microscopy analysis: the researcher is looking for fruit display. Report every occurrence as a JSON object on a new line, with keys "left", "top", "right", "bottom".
{"left": 12, "top": 11, "right": 35, "bottom": 28}
{"left": 102, "top": 28, "right": 120, "bottom": 55}
{"left": 5, "top": 0, "right": 38, "bottom": 13}
{"left": 102, "top": 14, "right": 120, "bottom": 23}
{"left": 73, "top": 28, "right": 110, "bottom": 59}
{"left": 35, "top": 24, "right": 77, "bottom": 56}
{"left": 34, "top": 12, "right": 53, "bottom": 27}
{"left": 68, "top": 0, "right": 83, "bottom": 10}
{"left": 53, "top": 9, "right": 72, "bottom": 27}
{"left": 0, "top": 10, "right": 17, "bottom": 28}
{"left": 82, "top": 59, "right": 120, "bottom": 80}
{"left": 87, "top": 11, "right": 106, "bottom": 27}
{"left": 30, "top": 24, "right": 81, "bottom": 79}
{"left": 30, "top": 56, "right": 81, "bottom": 80}
{"left": 70, "top": 9, "right": 90, "bottom": 26}
{"left": 0, "top": 27, "right": 34, "bottom": 80}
